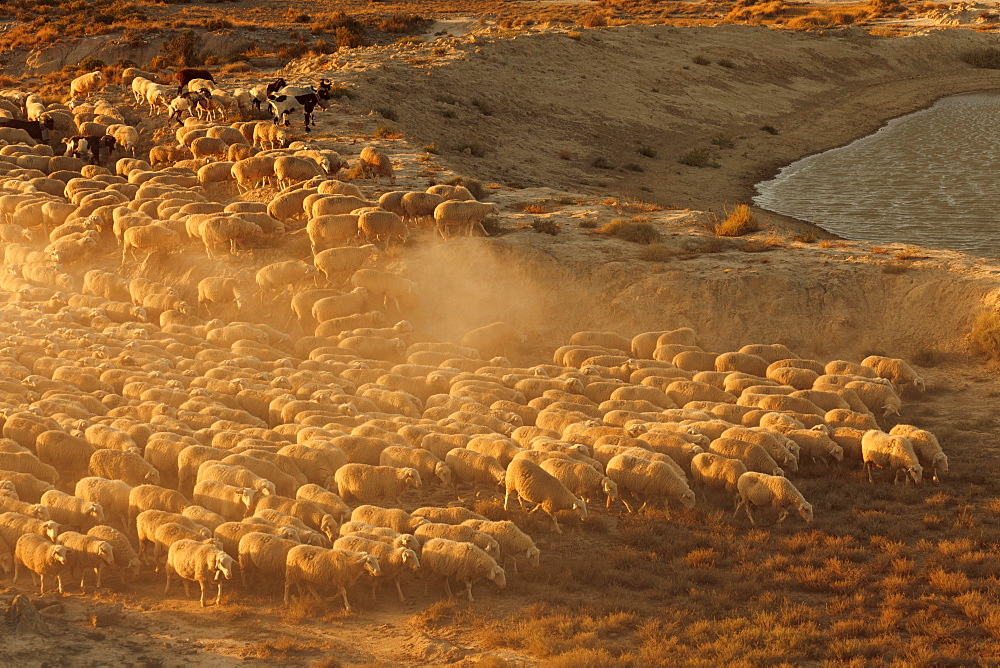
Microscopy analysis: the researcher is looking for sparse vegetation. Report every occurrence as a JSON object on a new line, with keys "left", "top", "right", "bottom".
{"left": 971, "top": 310, "right": 1000, "bottom": 359}
{"left": 692, "top": 54, "right": 712, "bottom": 65}
{"left": 530, "top": 219, "right": 561, "bottom": 235}
{"left": 378, "top": 13, "right": 431, "bottom": 33}
{"left": 639, "top": 243, "right": 676, "bottom": 261}
{"left": 679, "top": 147, "right": 719, "bottom": 168}
{"left": 637, "top": 144, "right": 657, "bottom": 158}
{"left": 591, "top": 156, "right": 613, "bottom": 170}
{"left": 595, "top": 218, "right": 661, "bottom": 244}
{"left": 713, "top": 203, "right": 759, "bottom": 236}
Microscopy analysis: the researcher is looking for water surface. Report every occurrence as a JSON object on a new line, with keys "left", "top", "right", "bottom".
{"left": 754, "top": 92, "right": 1000, "bottom": 257}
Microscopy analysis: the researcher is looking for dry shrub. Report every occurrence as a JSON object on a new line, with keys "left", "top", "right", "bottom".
{"left": 961, "top": 47, "right": 1000, "bottom": 69}
{"left": 639, "top": 243, "right": 675, "bottom": 262}
{"left": 927, "top": 568, "right": 971, "bottom": 595}
{"left": 728, "top": 0, "right": 786, "bottom": 21}
{"left": 378, "top": 13, "right": 430, "bottom": 33}
{"left": 970, "top": 310, "right": 1000, "bottom": 360}
{"left": 581, "top": 11, "right": 610, "bottom": 27}
{"left": 595, "top": 219, "right": 660, "bottom": 244}
{"left": 714, "top": 204, "right": 758, "bottom": 237}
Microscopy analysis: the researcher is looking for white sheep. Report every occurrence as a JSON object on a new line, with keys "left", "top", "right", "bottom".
{"left": 40, "top": 489, "right": 104, "bottom": 530}
{"left": 192, "top": 480, "right": 258, "bottom": 521}
{"left": 164, "top": 538, "right": 234, "bottom": 606}
{"left": 254, "top": 495, "right": 338, "bottom": 540}
{"left": 350, "top": 268, "right": 416, "bottom": 311}
{"left": 350, "top": 505, "right": 428, "bottom": 534}
{"left": 334, "top": 464, "right": 422, "bottom": 504}
{"left": 860, "top": 355, "right": 925, "bottom": 392}
{"left": 332, "top": 535, "right": 420, "bottom": 602}
{"left": 283, "top": 545, "right": 381, "bottom": 610}
{"left": 314, "top": 244, "right": 378, "bottom": 282}
{"left": 358, "top": 209, "right": 408, "bottom": 246}
{"left": 861, "top": 430, "right": 923, "bottom": 485}
{"left": 13, "top": 533, "right": 68, "bottom": 594}
{"left": 294, "top": 484, "right": 351, "bottom": 524}
{"left": 689, "top": 452, "right": 748, "bottom": 509}
{"left": 433, "top": 200, "right": 498, "bottom": 238}
{"left": 734, "top": 472, "right": 813, "bottom": 525}
{"left": 412, "top": 506, "right": 488, "bottom": 525}
{"left": 89, "top": 448, "right": 161, "bottom": 487}
{"left": 196, "top": 462, "right": 276, "bottom": 498}
{"left": 461, "top": 519, "right": 539, "bottom": 574}
{"left": 274, "top": 155, "right": 323, "bottom": 188}
{"left": 70, "top": 71, "right": 104, "bottom": 99}
{"left": 237, "top": 531, "right": 301, "bottom": 590}
{"left": 503, "top": 458, "right": 587, "bottom": 534}
{"left": 420, "top": 537, "right": 505, "bottom": 602}
{"left": 56, "top": 530, "right": 114, "bottom": 589}
{"left": 400, "top": 192, "right": 445, "bottom": 224}
{"left": 539, "top": 458, "right": 618, "bottom": 509}
{"left": 379, "top": 446, "right": 452, "bottom": 487}
{"left": 888, "top": 424, "right": 947, "bottom": 482}
{"left": 605, "top": 453, "right": 695, "bottom": 516}
{"left": 87, "top": 525, "right": 141, "bottom": 580}
{"left": 232, "top": 155, "right": 276, "bottom": 192}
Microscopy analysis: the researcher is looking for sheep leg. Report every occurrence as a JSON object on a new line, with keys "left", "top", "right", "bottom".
{"left": 777, "top": 509, "right": 789, "bottom": 523}
{"left": 394, "top": 576, "right": 406, "bottom": 603}
{"left": 164, "top": 568, "right": 172, "bottom": 596}
{"left": 338, "top": 585, "right": 352, "bottom": 613}
{"left": 56, "top": 574, "right": 63, "bottom": 595}
{"left": 443, "top": 577, "right": 455, "bottom": 601}
{"left": 199, "top": 580, "right": 207, "bottom": 607}
{"left": 464, "top": 579, "right": 475, "bottom": 603}
{"left": 215, "top": 582, "right": 223, "bottom": 606}
{"left": 743, "top": 502, "right": 757, "bottom": 526}
{"left": 503, "top": 488, "right": 514, "bottom": 511}
{"left": 865, "top": 461, "right": 875, "bottom": 484}
{"left": 95, "top": 565, "right": 102, "bottom": 588}
{"left": 282, "top": 580, "right": 293, "bottom": 604}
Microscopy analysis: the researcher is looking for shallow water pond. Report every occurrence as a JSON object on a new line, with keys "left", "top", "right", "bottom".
{"left": 754, "top": 92, "right": 1000, "bottom": 257}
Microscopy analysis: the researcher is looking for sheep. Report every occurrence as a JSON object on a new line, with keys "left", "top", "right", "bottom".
{"left": 294, "top": 484, "right": 351, "bottom": 524}
{"left": 888, "top": 424, "right": 947, "bottom": 482}
{"left": 861, "top": 430, "right": 923, "bottom": 485}
{"left": 283, "top": 545, "right": 381, "bottom": 610}
{"left": 136, "top": 510, "right": 212, "bottom": 559}
{"left": 277, "top": 445, "right": 346, "bottom": 488}
{"left": 358, "top": 209, "right": 408, "bottom": 246}
{"left": 73, "top": 477, "right": 130, "bottom": 529}
{"left": 40, "top": 489, "right": 104, "bottom": 530}
{"left": 274, "top": 155, "right": 323, "bottom": 188}
{"left": 784, "top": 429, "right": 844, "bottom": 466}
{"left": 379, "top": 446, "right": 452, "bottom": 487}
{"left": 192, "top": 480, "right": 258, "bottom": 521}
{"left": 121, "top": 223, "right": 177, "bottom": 264}
{"left": 257, "top": 260, "right": 321, "bottom": 293}
{"left": 196, "top": 462, "right": 277, "bottom": 498}
{"left": 312, "top": 287, "right": 369, "bottom": 323}
{"left": 539, "top": 458, "right": 618, "bottom": 509}
{"left": 253, "top": 123, "right": 288, "bottom": 150}
{"left": 461, "top": 322, "right": 527, "bottom": 358}
{"left": 13, "top": 534, "right": 68, "bottom": 594}
{"left": 127, "top": 484, "right": 188, "bottom": 525}
{"left": 56, "top": 530, "right": 114, "bottom": 589}
{"left": 356, "top": 146, "right": 394, "bottom": 183}
{"left": 734, "top": 472, "right": 813, "bottom": 525}
{"left": 860, "top": 355, "right": 925, "bottom": 392}
{"left": 709, "top": 437, "right": 783, "bottom": 476}
{"left": 332, "top": 535, "right": 420, "bottom": 602}
{"left": 0, "top": 495, "right": 49, "bottom": 520}
{"left": 414, "top": 522, "right": 501, "bottom": 559}
{"left": 844, "top": 380, "right": 902, "bottom": 418}
{"left": 433, "top": 200, "right": 498, "bottom": 238}
{"left": 350, "top": 505, "right": 428, "bottom": 534}
{"left": 164, "top": 538, "right": 234, "bottom": 607}
{"left": 503, "top": 458, "right": 587, "bottom": 534}
{"left": 720, "top": 426, "right": 798, "bottom": 473}
{"left": 400, "top": 192, "right": 445, "bottom": 224}
{"left": 689, "top": 452, "right": 748, "bottom": 509}
{"left": 350, "top": 268, "right": 416, "bottom": 311}
{"left": 70, "top": 71, "right": 104, "bottom": 99}
{"left": 420, "top": 537, "right": 505, "bottom": 602}
{"left": 87, "top": 525, "right": 140, "bottom": 580}
{"left": 196, "top": 277, "right": 247, "bottom": 315}
{"left": 605, "top": 453, "right": 695, "bottom": 516}
{"left": 427, "top": 184, "right": 474, "bottom": 201}
{"left": 307, "top": 214, "right": 360, "bottom": 253}
{"left": 334, "top": 463, "right": 421, "bottom": 505}
{"left": 254, "top": 495, "right": 337, "bottom": 540}
{"left": 825, "top": 360, "right": 878, "bottom": 378}
{"left": 89, "top": 449, "right": 160, "bottom": 487}
{"left": 412, "top": 506, "right": 488, "bottom": 525}
{"left": 237, "top": 531, "right": 300, "bottom": 590}
{"left": 313, "top": 244, "right": 378, "bottom": 283}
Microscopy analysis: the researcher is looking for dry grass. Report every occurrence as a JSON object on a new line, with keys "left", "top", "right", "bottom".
{"left": 713, "top": 204, "right": 759, "bottom": 237}
{"left": 594, "top": 218, "right": 661, "bottom": 244}
{"left": 970, "top": 310, "right": 1000, "bottom": 360}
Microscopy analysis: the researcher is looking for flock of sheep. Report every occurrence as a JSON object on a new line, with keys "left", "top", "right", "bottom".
{"left": 0, "top": 65, "right": 948, "bottom": 614}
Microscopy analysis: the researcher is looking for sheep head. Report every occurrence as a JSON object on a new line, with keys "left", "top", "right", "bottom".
{"left": 360, "top": 553, "right": 381, "bottom": 577}
{"left": 797, "top": 501, "right": 814, "bottom": 524}
{"left": 679, "top": 488, "right": 696, "bottom": 511}
{"left": 907, "top": 465, "right": 923, "bottom": 485}
{"left": 42, "top": 521, "right": 59, "bottom": 542}
{"left": 51, "top": 544, "right": 68, "bottom": 565}
{"left": 96, "top": 540, "right": 114, "bottom": 565}
{"left": 214, "top": 551, "right": 234, "bottom": 580}
{"left": 489, "top": 565, "right": 506, "bottom": 588}
{"left": 572, "top": 497, "right": 588, "bottom": 521}
{"left": 400, "top": 548, "right": 420, "bottom": 571}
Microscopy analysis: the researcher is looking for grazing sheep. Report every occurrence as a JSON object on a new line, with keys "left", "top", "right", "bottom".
{"left": 689, "top": 452, "right": 748, "bottom": 509}
{"left": 415, "top": 522, "right": 500, "bottom": 559}
{"left": 461, "top": 519, "right": 539, "bottom": 574}
{"left": 358, "top": 209, "right": 408, "bottom": 246}
{"left": 734, "top": 472, "right": 813, "bottom": 525}
{"left": 503, "top": 458, "right": 587, "bottom": 534}
{"left": 605, "top": 453, "right": 695, "bottom": 516}
{"left": 784, "top": 429, "right": 844, "bottom": 466}
{"left": 401, "top": 192, "right": 445, "bottom": 224}
{"left": 74, "top": 477, "right": 131, "bottom": 529}
{"left": 0, "top": 451, "right": 58, "bottom": 486}
{"left": 861, "top": 430, "right": 923, "bottom": 485}
{"left": 314, "top": 244, "right": 378, "bottom": 281}
{"left": 164, "top": 538, "right": 234, "bottom": 606}
{"left": 127, "top": 484, "right": 188, "bottom": 524}
{"left": 888, "top": 424, "right": 947, "bottom": 482}
{"left": 844, "top": 380, "right": 902, "bottom": 418}
{"left": 40, "top": 490, "right": 104, "bottom": 530}
{"left": 433, "top": 200, "right": 498, "bottom": 238}
{"left": 307, "top": 215, "right": 361, "bottom": 253}
{"left": 539, "top": 458, "right": 618, "bottom": 509}
{"left": 237, "top": 531, "right": 300, "bottom": 590}
{"left": 0, "top": 495, "right": 49, "bottom": 520}
{"left": 56, "top": 530, "right": 114, "bottom": 589}
{"left": 254, "top": 495, "right": 337, "bottom": 540}
{"left": 860, "top": 355, "right": 925, "bottom": 392}
{"left": 274, "top": 155, "right": 323, "bottom": 188}
{"left": 445, "top": 448, "right": 505, "bottom": 494}
{"left": 427, "top": 184, "right": 474, "bottom": 201}
{"left": 356, "top": 146, "right": 395, "bottom": 183}
{"left": 709, "top": 438, "right": 783, "bottom": 476}
{"left": 334, "top": 464, "right": 421, "bottom": 504}
{"left": 196, "top": 462, "right": 277, "bottom": 498}
{"left": 283, "top": 545, "right": 381, "bottom": 610}
{"left": 420, "top": 537, "right": 505, "bottom": 602}
{"left": 332, "top": 535, "right": 420, "bottom": 602}
{"left": 350, "top": 505, "right": 427, "bottom": 534}
{"left": 379, "top": 446, "right": 452, "bottom": 487}
{"left": 13, "top": 533, "right": 68, "bottom": 594}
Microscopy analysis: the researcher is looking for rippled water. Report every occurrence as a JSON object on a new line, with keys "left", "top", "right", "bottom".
{"left": 754, "top": 92, "right": 1000, "bottom": 258}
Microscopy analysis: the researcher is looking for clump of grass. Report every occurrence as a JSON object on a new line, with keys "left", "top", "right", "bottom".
{"left": 373, "top": 122, "right": 402, "bottom": 139}
{"left": 793, "top": 233, "right": 816, "bottom": 243}
{"left": 639, "top": 243, "right": 675, "bottom": 261}
{"left": 578, "top": 219, "right": 599, "bottom": 229}
{"left": 480, "top": 215, "right": 505, "bottom": 236}
{"left": 692, "top": 54, "right": 711, "bottom": 65}
{"left": 444, "top": 176, "right": 484, "bottom": 200}
{"left": 471, "top": 98, "right": 493, "bottom": 116}
{"left": 970, "top": 310, "right": 1000, "bottom": 360}
{"left": 881, "top": 262, "right": 908, "bottom": 274}
{"left": 713, "top": 204, "right": 758, "bottom": 237}
{"left": 595, "top": 219, "right": 661, "bottom": 244}
{"left": 558, "top": 148, "right": 573, "bottom": 160}
{"left": 911, "top": 348, "right": 944, "bottom": 367}
{"left": 374, "top": 106, "right": 398, "bottom": 122}
{"left": 456, "top": 142, "right": 487, "bottom": 157}
{"left": 678, "top": 147, "right": 719, "bottom": 168}
{"left": 422, "top": 142, "right": 438, "bottom": 154}
{"left": 530, "top": 219, "right": 561, "bottom": 235}
{"left": 591, "top": 156, "right": 613, "bottom": 170}
{"left": 717, "top": 58, "right": 736, "bottom": 68}
{"left": 869, "top": 246, "right": 890, "bottom": 254}
{"left": 567, "top": 31, "right": 583, "bottom": 40}
{"left": 581, "top": 11, "right": 609, "bottom": 27}
{"left": 637, "top": 144, "right": 657, "bottom": 158}
{"left": 761, "top": 125, "right": 779, "bottom": 135}
{"left": 711, "top": 135, "right": 735, "bottom": 149}
{"left": 378, "top": 13, "right": 430, "bottom": 33}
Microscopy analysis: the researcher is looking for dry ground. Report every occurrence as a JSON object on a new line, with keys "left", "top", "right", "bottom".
{"left": 1, "top": 5, "right": 1000, "bottom": 667}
